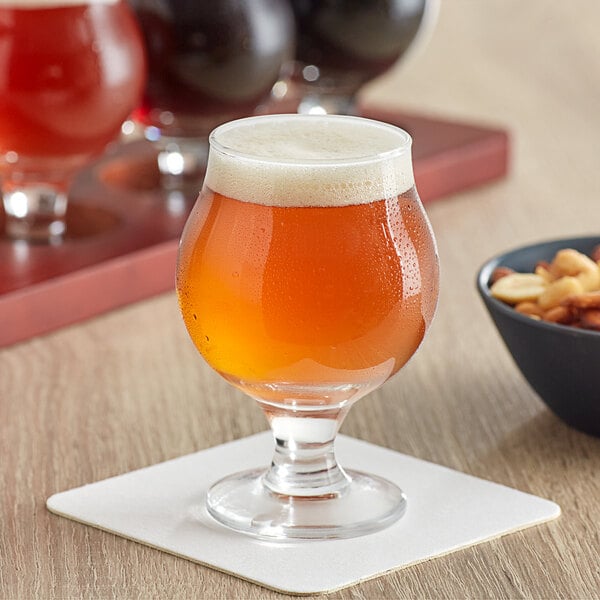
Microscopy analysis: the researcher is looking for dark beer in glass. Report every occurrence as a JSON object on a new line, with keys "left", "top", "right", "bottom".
{"left": 289, "top": 0, "right": 437, "bottom": 114}
{"left": 129, "top": 0, "right": 294, "bottom": 186}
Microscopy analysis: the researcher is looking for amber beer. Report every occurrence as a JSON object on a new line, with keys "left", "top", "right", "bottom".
{"left": 177, "top": 115, "right": 438, "bottom": 406}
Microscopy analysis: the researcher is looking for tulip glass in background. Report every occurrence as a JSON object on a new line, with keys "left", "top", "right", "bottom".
{"left": 286, "top": 0, "right": 438, "bottom": 115}
{"left": 0, "top": 0, "right": 146, "bottom": 242}
{"left": 176, "top": 114, "right": 439, "bottom": 539}
{"left": 128, "top": 0, "right": 295, "bottom": 191}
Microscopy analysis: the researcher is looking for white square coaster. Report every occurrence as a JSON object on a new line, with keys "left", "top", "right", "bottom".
{"left": 47, "top": 432, "right": 560, "bottom": 595}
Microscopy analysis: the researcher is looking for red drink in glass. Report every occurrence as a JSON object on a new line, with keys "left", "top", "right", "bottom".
{"left": 0, "top": 0, "right": 146, "bottom": 240}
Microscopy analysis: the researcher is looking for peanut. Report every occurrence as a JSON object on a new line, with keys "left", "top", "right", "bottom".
{"left": 543, "top": 305, "right": 576, "bottom": 325}
{"left": 562, "top": 291, "right": 600, "bottom": 309}
{"left": 490, "top": 266, "right": 515, "bottom": 284}
{"left": 551, "top": 248, "right": 597, "bottom": 276}
{"left": 538, "top": 276, "right": 584, "bottom": 310}
{"left": 515, "top": 301, "right": 545, "bottom": 318}
{"left": 490, "top": 273, "right": 547, "bottom": 305}
{"left": 535, "top": 263, "right": 555, "bottom": 284}
{"left": 579, "top": 309, "right": 600, "bottom": 331}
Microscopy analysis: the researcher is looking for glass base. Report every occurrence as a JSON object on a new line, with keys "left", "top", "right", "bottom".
{"left": 144, "top": 130, "right": 208, "bottom": 191}
{"left": 206, "top": 467, "right": 407, "bottom": 540}
{"left": 297, "top": 93, "right": 357, "bottom": 116}
{"left": 3, "top": 185, "right": 67, "bottom": 242}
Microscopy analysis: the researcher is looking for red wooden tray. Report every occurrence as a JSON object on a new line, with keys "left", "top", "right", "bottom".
{"left": 0, "top": 109, "right": 509, "bottom": 348}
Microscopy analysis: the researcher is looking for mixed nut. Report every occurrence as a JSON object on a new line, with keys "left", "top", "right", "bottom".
{"left": 490, "top": 246, "right": 600, "bottom": 330}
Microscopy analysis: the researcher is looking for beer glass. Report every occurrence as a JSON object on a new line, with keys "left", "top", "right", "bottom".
{"left": 176, "top": 114, "right": 439, "bottom": 539}
{"left": 0, "top": 0, "right": 146, "bottom": 242}
{"left": 129, "top": 0, "right": 294, "bottom": 190}
{"left": 287, "top": 0, "right": 438, "bottom": 115}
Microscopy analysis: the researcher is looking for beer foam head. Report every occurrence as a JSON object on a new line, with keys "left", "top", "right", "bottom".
{"left": 206, "top": 114, "right": 415, "bottom": 207}
{"left": 0, "top": 0, "right": 117, "bottom": 7}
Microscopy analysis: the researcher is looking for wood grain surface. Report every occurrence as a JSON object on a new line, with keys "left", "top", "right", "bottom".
{"left": 2, "top": 1, "right": 600, "bottom": 598}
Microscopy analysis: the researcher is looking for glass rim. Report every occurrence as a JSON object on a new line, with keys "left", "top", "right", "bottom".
{"left": 208, "top": 114, "right": 412, "bottom": 167}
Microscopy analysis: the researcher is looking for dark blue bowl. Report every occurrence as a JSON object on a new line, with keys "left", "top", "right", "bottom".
{"left": 477, "top": 236, "right": 600, "bottom": 437}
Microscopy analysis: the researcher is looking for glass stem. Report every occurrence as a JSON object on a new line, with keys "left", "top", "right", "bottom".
{"left": 260, "top": 403, "right": 353, "bottom": 497}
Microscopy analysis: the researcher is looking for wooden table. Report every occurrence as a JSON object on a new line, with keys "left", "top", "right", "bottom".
{"left": 2, "top": 1, "right": 599, "bottom": 597}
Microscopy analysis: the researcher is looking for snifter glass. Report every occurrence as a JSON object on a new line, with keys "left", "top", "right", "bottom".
{"left": 129, "top": 0, "right": 294, "bottom": 191}
{"left": 287, "top": 0, "right": 439, "bottom": 115}
{"left": 0, "top": 0, "right": 145, "bottom": 242}
{"left": 176, "top": 114, "right": 439, "bottom": 539}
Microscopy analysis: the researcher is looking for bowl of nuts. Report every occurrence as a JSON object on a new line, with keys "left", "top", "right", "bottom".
{"left": 477, "top": 236, "right": 600, "bottom": 437}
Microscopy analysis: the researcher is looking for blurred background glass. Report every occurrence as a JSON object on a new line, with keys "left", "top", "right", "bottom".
{"left": 128, "top": 0, "right": 295, "bottom": 191}
{"left": 283, "top": 0, "right": 438, "bottom": 115}
{"left": 0, "top": 0, "right": 146, "bottom": 243}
